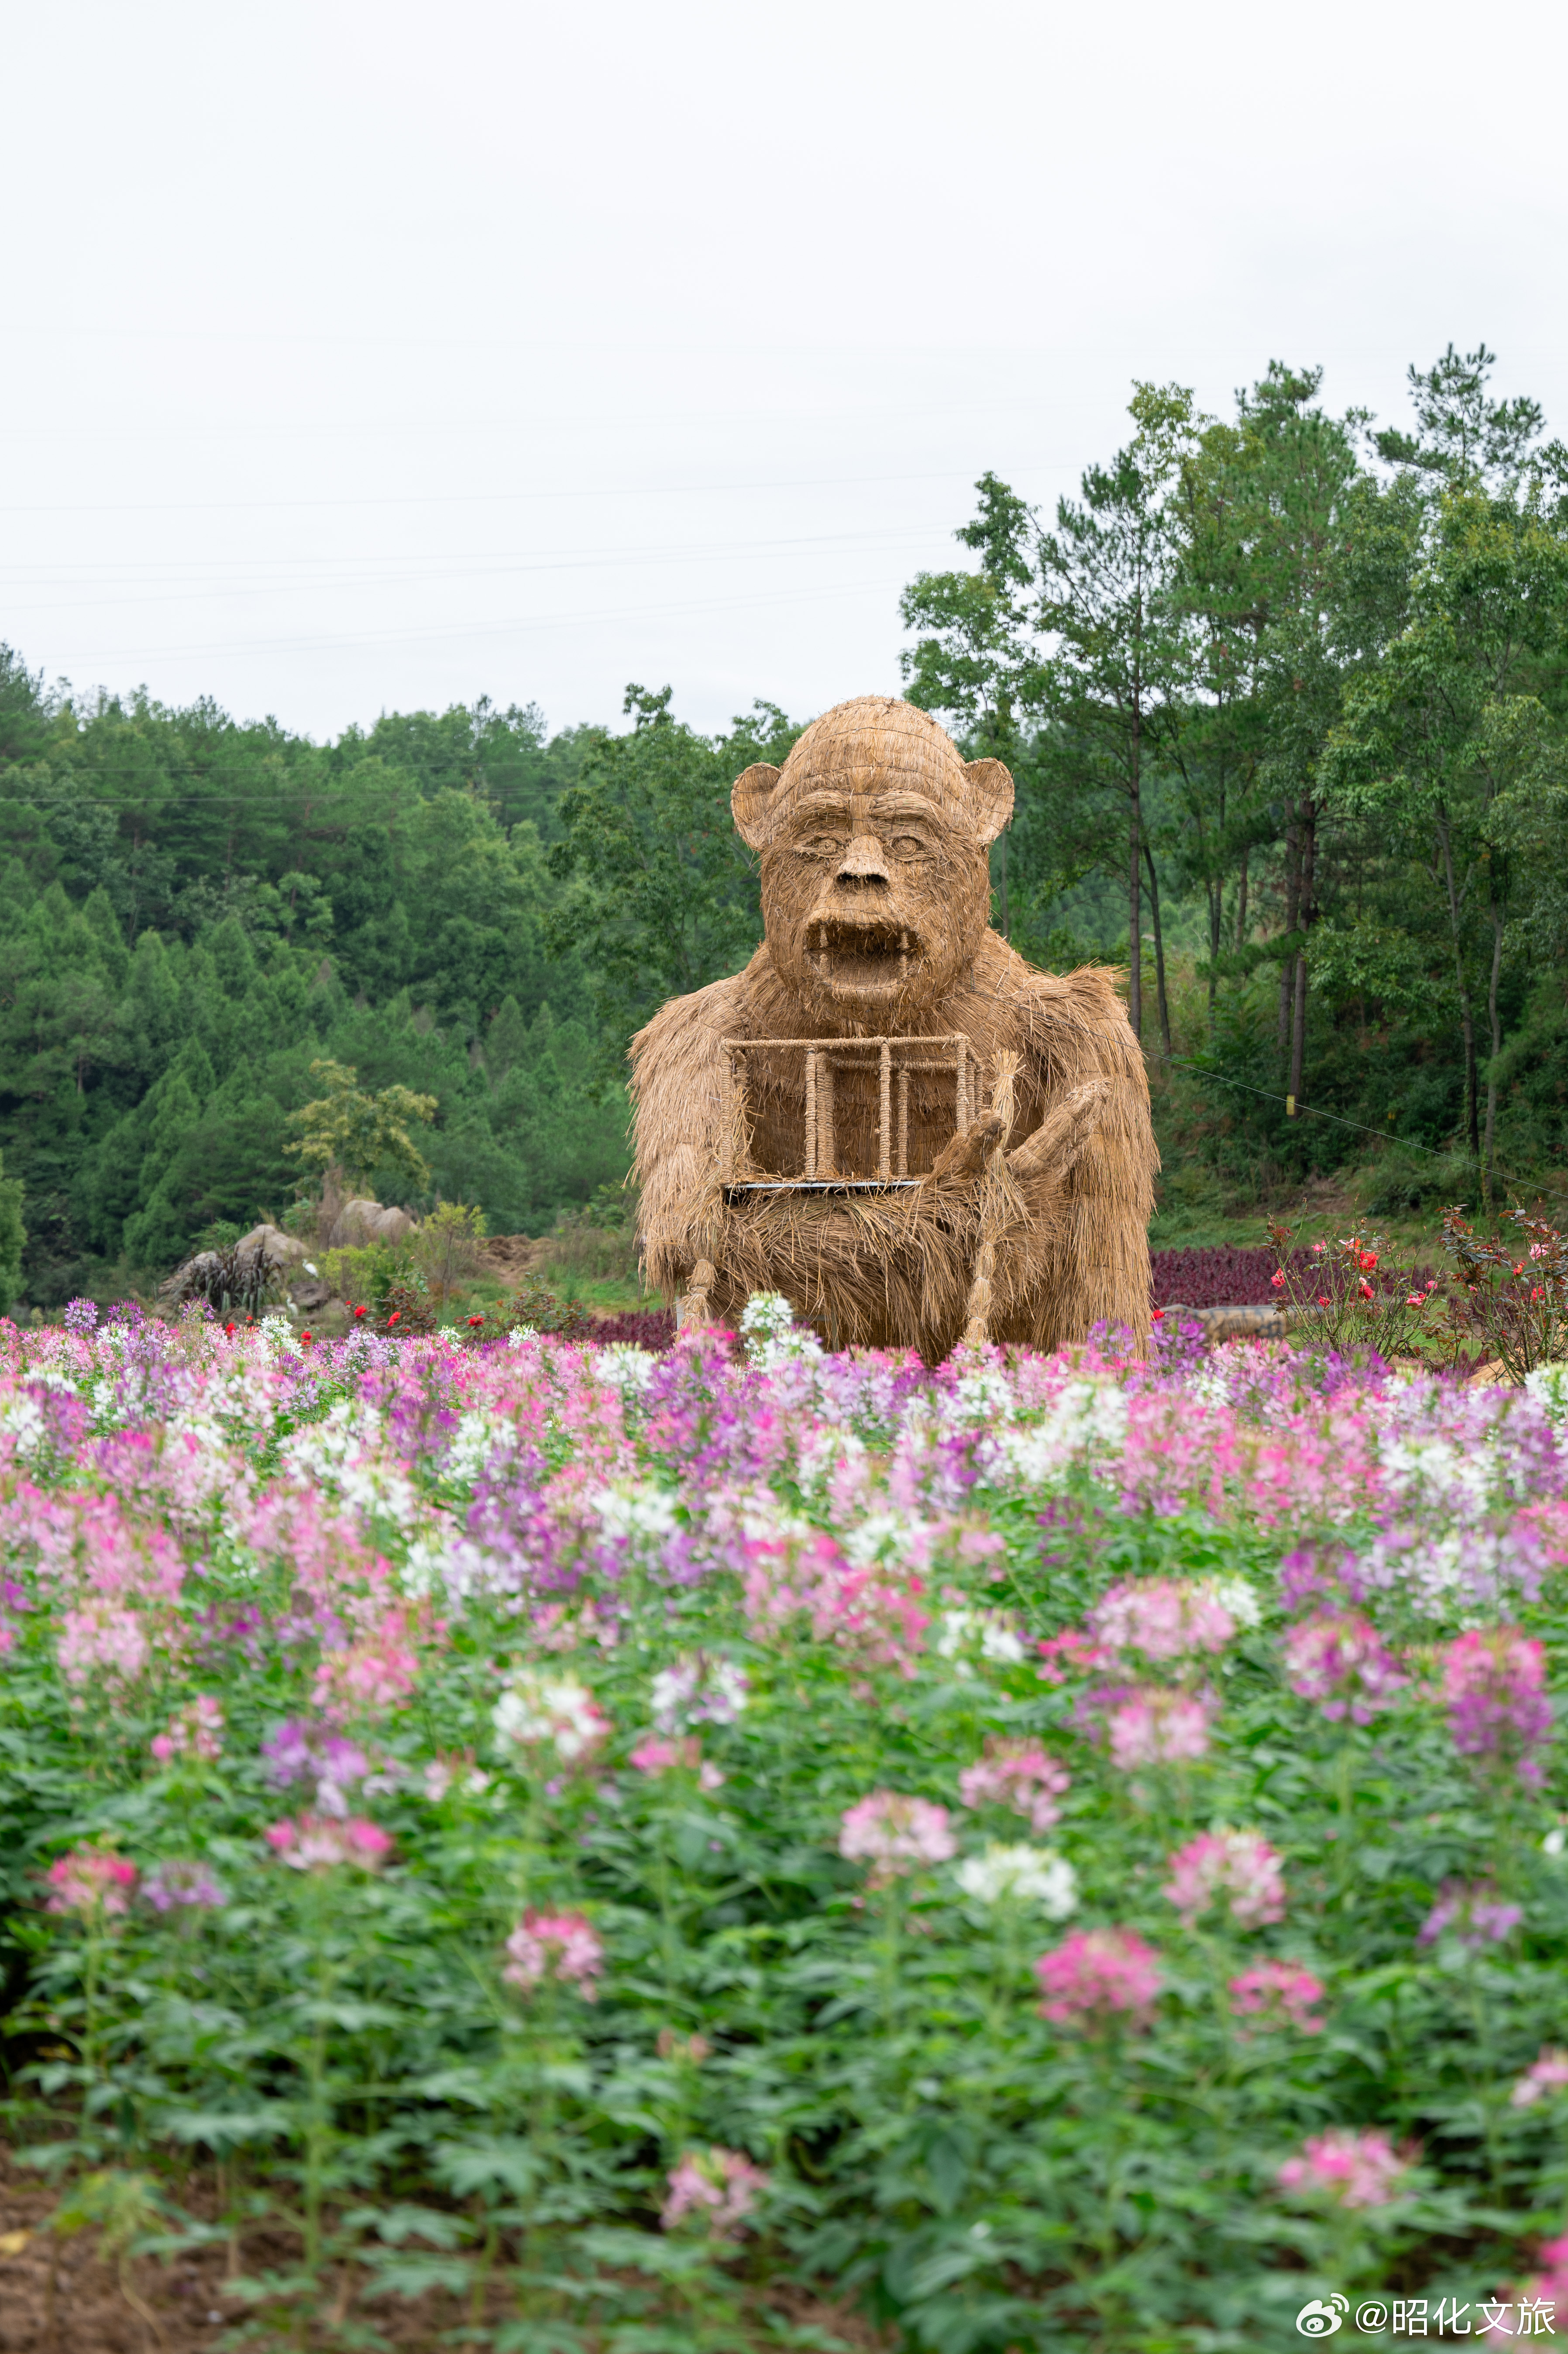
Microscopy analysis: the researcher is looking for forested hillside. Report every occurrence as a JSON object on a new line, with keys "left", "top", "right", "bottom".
{"left": 903, "top": 345, "right": 1568, "bottom": 1223}
{"left": 0, "top": 669, "right": 797, "bottom": 1305}
{"left": 6, "top": 341, "right": 1568, "bottom": 1310}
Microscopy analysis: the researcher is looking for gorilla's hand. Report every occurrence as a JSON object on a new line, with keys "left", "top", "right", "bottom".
{"left": 924, "top": 1112, "right": 1007, "bottom": 1184}
{"left": 1005, "top": 1079, "right": 1110, "bottom": 1188}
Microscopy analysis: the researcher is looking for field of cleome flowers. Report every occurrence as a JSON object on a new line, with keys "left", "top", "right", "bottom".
{"left": 5, "top": 1297, "right": 1568, "bottom": 2351}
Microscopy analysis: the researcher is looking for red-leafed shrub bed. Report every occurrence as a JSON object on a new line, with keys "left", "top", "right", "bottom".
{"left": 1150, "top": 1246, "right": 1305, "bottom": 1309}
{"left": 592, "top": 1306, "right": 678, "bottom": 1349}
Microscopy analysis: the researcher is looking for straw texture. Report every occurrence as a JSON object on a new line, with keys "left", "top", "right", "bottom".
{"left": 630, "top": 696, "right": 1157, "bottom": 1359}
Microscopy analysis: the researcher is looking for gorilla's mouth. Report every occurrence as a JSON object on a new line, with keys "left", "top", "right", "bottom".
{"left": 805, "top": 918, "right": 915, "bottom": 993}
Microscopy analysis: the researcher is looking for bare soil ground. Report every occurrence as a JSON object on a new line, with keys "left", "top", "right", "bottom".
{"left": 0, "top": 2151, "right": 892, "bottom": 2353}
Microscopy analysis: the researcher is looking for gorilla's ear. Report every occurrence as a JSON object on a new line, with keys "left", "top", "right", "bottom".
{"left": 963, "top": 757, "right": 1014, "bottom": 844}
{"left": 732, "top": 763, "right": 783, "bottom": 849}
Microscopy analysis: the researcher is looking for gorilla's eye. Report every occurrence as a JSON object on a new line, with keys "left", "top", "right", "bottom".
{"left": 890, "top": 832, "right": 931, "bottom": 859}
{"left": 794, "top": 833, "right": 845, "bottom": 859}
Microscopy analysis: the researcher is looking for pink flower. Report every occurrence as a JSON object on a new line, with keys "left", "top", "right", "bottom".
{"left": 660, "top": 2145, "right": 769, "bottom": 2237}
{"left": 1163, "top": 1830, "right": 1286, "bottom": 1928}
{"left": 958, "top": 1739, "right": 1070, "bottom": 1833}
{"left": 630, "top": 1736, "right": 684, "bottom": 1772}
{"left": 1228, "top": 1961, "right": 1325, "bottom": 2032}
{"left": 838, "top": 1791, "right": 956, "bottom": 1886}
{"left": 1107, "top": 1688, "right": 1213, "bottom": 1768}
{"left": 1035, "top": 1629, "right": 1110, "bottom": 1683}
{"left": 1276, "top": 2128, "right": 1411, "bottom": 2209}
{"left": 45, "top": 1847, "right": 138, "bottom": 1919}
{"left": 629, "top": 1735, "right": 724, "bottom": 1789}
{"left": 313, "top": 1606, "right": 422, "bottom": 1713}
{"left": 502, "top": 1909, "right": 604, "bottom": 1999}
{"left": 1088, "top": 1577, "right": 1235, "bottom": 1663}
{"left": 1512, "top": 2049, "right": 1568, "bottom": 2108}
{"left": 264, "top": 1814, "right": 393, "bottom": 1872}
{"left": 1507, "top": 2236, "right": 1568, "bottom": 2321}
{"left": 58, "top": 1602, "right": 149, "bottom": 1689}
{"left": 150, "top": 1695, "right": 224, "bottom": 1766}
{"left": 744, "top": 1535, "right": 927, "bottom": 1677}
{"left": 1282, "top": 1612, "right": 1406, "bottom": 1724}
{"left": 1035, "top": 1927, "right": 1162, "bottom": 2027}
{"left": 1441, "top": 1627, "right": 1553, "bottom": 1786}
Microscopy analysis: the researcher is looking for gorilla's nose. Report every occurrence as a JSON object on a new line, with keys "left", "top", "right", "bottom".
{"left": 835, "top": 834, "right": 890, "bottom": 890}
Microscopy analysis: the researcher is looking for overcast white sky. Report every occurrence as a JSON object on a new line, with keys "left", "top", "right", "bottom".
{"left": 3, "top": 0, "right": 1565, "bottom": 745}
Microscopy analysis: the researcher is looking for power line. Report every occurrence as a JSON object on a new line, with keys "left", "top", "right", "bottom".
{"left": 0, "top": 461, "right": 1047, "bottom": 520}
{"left": 1166, "top": 1052, "right": 1568, "bottom": 1218}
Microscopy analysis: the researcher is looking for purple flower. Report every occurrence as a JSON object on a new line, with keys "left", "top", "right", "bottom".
{"left": 143, "top": 1858, "right": 227, "bottom": 1912}
{"left": 262, "top": 1720, "right": 372, "bottom": 1811}
{"left": 1278, "top": 1545, "right": 1358, "bottom": 1614}
{"left": 1442, "top": 1628, "right": 1554, "bottom": 1786}
{"left": 1282, "top": 1612, "right": 1406, "bottom": 1724}
{"left": 62, "top": 1297, "right": 100, "bottom": 1336}
{"left": 1417, "top": 1881, "right": 1523, "bottom": 1953}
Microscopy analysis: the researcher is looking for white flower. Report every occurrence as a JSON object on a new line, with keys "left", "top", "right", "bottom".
{"left": 492, "top": 1669, "right": 609, "bottom": 1762}
{"left": 650, "top": 1653, "right": 749, "bottom": 1731}
{"left": 589, "top": 1484, "right": 680, "bottom": 1542}
{"left": 934, "top": 1607, "right": 1026, "bottom": 1676}
{"left": 1544, "top": 1826, "right": 1567, "bottom": 1859}
{"left": 1526, "top": 1362, "right": 1568, "bottom": 1423}
{"left": 989, "top": 1380, "right": 1130, "bottom": 1491}
{"left": 1206, "top": 1577, "right": 1263, "bottom": 1630}
{"left": 740, "top": 1290, "right": 823, "bottom": 1369}
{"left": 445, "top": 1413, "right": 507, "bottom": 1486}
{"left": 956, "top": 1843, "right": 1078, "bottom": 1916}
{"left": 598, "top": 1345, "right": 657, "bottom": 1393}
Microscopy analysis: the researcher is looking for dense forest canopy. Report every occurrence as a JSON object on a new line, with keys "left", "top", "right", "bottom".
{"left": 3, "top": 341, "right": 1568, "bottom": 1309}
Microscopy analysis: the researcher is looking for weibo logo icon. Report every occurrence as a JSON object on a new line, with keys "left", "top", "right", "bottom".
{"left": 1295, "top": 2297, "right": 1349, "bottom": 2337}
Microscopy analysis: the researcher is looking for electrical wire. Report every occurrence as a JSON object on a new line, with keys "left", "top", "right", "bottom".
{"left": 1166, "top": 1052, "right": 1568, "bottom": 1218}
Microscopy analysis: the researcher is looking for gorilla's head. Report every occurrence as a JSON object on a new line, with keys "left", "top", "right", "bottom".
{"left": 732, "top": 697, "right": 1012, "bottom": 1024}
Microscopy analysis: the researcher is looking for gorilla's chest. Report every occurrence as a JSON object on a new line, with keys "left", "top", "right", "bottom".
{"left": 729, "top": 1032, "right": 996, "bottom": 1182}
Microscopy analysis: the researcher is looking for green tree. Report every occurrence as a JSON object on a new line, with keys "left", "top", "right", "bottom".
{"left": 901, "top": 472, "right": 1042, "bottom": 936}
{"left": 1035, "top": 385, "right": 1202, "bottom": 1048}
{"left": 0, "top": 1143, "right": 24, "bottom": 1315}
{"left": 285, "top": 1060, "right": 438, "bottom": 1195}
{"left": 1325, "top": 475, "right": 1568, "bottom": 1191}
{"left": 546, "top": 687, "right": 800, "bottom": 1074}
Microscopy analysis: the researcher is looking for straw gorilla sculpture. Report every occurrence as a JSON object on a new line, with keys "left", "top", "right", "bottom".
{"left": 630, "top": 697, "right": 1156, "bottom": 1358}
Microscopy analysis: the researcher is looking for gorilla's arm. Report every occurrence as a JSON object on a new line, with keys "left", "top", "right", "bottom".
{"left": 628, "top": 974, "right": 750, "bottom": 1303}
{"left": 988, "top": 967, "right": 1157, "bottom": 1350}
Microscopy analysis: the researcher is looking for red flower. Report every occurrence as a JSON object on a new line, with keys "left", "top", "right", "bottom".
{"left": 301, "top": 1331, "right": 313, "bottom": 1345}
{"left": 353, "top": 1304, "right": 368, "bottom": 1319}
{"left": 387, "top": 1310, "right": 401, "bottom": 1327}
{"left": 1357, "top": 1280, "right": 1373, "bottom": 1301}
{"left": 1150, "top": 1306, "right": 1165, "bottom": 1321}
{"left": 1317, "top": 1295, "right": 1330, "bottom": 1308}
{"left": 224, "top": 1321, "right": 235, "bottom": 1336}
{"left": 466, "top": 1314, "right": 485, "bottom": 1327}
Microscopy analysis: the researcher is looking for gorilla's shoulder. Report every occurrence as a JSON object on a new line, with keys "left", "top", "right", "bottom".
{"left": 977, "top": 935, "right": 1126, "bottom": 1021}
{"left": 629, "top": 961, "right": 761, "bottom": 1067}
